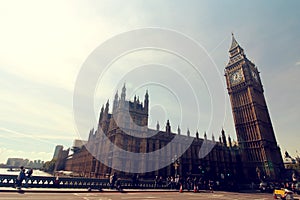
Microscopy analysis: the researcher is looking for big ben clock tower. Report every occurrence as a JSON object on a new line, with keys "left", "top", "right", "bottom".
{"left": 225, "top": 34, "right": 284, "bottom": 181}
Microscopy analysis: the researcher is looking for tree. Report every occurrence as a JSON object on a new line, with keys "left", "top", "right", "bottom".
{"left": 43, "top": 159, "right": 56, "bottom": 173}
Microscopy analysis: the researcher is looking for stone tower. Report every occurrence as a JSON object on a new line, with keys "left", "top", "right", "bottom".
{"left": 109, "top": 84, "right": 149, "bottom": 131}
{"left": 225, "top": 34, "right": 284, "bottom": 181}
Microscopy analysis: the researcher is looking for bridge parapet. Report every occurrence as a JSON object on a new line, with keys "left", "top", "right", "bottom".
{"left": 0, "top": 175, "right": 165, "bottom": 189}
{"left": 0, "top": 175, "right": 109, "bottom": 189}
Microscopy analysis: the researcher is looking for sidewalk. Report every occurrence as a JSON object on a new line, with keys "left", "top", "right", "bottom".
{"left": 0, "top": 187, "right": 266, "bottom": 194}
{"left": 0, "top": 187, "right": 179, "bottom": 193}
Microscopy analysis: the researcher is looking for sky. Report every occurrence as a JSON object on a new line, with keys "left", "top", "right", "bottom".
{"left": 0, "top": 0, "right": 299, "bottom": 164}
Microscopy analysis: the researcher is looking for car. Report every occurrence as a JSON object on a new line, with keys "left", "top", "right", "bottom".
{"left": 273, "top": 188, "right": 294, "bottom": 200}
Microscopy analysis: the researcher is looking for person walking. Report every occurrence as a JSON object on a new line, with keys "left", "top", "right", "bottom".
{"left": 170, "top": 176, "right": 175, "bottom": 189}
{"left": 158, "top": 176, "right": 163, "bottom": 188}
{"left": 175, "top": 175, "right": 180, "bottom": 189}
{"left": 110, "top": 173, "right": 117, "bottom": 189}
{"left": 115, "top": 178, "right": 122, "bottom": 191}
{"left": 16, "top": 166, "right": 26, "bottom": 189}
{"left": 154, "top": 176, "right": 159, "bottom": 188}
{"left": 25, "top": 168, "right": 33, "bottom": 188}
{"left": 132, "top": 174, "right": 139, "bottom": 188}
{"left": 26, "top": 168, "right": 33, "bottom": 177}
{"left": 209, "top": 180, "right": 214, "bottom": 193}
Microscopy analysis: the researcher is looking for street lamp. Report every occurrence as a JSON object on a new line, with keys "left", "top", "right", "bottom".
{"left": 172, "top": 154, "right": 180, "bottom": 177}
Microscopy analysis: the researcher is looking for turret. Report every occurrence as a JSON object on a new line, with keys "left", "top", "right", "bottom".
{"left": 121, "top": 83, "right": 126, "bottom": 101}
{"left": 156, "top": 121, "right": 160, "bottom": 131}
{"left": 196, "top": 131, "right": 199, "bottom": 139}
{"left": 144, "top": 90, "right": 149, "bottom": 111}
{"left": 105, "top": 100, "right": 109, "bottom": 113}
{"left": 204, "top": 132, "right": 207, "bottom": 141}
{"left": 177, "top": 126, "right": 181, "bottom": 135}
{"left": 99, "top": 105, "right": 104, "bottom": 123}
{"left": 221, "top": 128, "right": 227, "bottom": 147}
{"left": 113, "top": 91, "right": 119, "bottom": 113}
{"left": 102, "top": 100, "right": 109, "bottom": 121}
{"left": 228, "top": 135, "right": 232, "bottom": 148}
{"left": 166, "top": 120, "right": 171, "bottom": 133}
{"left": 187, "top": 129, "right": 190, "bottom": 137}
{"left": 88, "top": 128, "right": 94, "bottom": 142}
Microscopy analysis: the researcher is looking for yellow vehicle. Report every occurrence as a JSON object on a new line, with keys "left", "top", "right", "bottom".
{"left": 273, "top": 188, "right": 294, "bottom": 199}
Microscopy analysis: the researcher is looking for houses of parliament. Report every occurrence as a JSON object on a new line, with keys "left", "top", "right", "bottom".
{"left": 63, "top": 34, "right": 284, "bottom": 183}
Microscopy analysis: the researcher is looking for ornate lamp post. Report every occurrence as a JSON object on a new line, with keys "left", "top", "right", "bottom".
{"left": 172, "top": 154, "right": 180, "bottom": 177}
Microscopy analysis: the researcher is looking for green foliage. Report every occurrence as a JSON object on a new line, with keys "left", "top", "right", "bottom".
{"left": 42, "top": 159, "right": 56, "bottom": 173}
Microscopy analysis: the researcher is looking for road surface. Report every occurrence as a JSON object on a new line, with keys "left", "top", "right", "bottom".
{"left": 1, "top": 191, "right": 297, "bottom": 200}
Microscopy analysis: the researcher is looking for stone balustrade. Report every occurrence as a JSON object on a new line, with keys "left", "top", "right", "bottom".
{"left": 0, "top": 174, "right": 168, "bottom": 189}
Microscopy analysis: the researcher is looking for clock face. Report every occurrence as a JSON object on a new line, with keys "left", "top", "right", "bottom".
{"left": 230, "top": 69, "right": 243, "bottom": 85}
{"left": 251, "top": 70, "right": 259, "bottom": 82}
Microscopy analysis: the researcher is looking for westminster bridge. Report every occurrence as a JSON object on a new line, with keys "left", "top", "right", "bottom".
{"left": 0, "top": 174, "right": 164, "bottom": 189}
{"left": 0, "top": 174, "right": 252, "bottom": 192}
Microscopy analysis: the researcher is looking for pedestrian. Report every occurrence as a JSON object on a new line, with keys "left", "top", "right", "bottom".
{"left": 16, "top": 166, "right": 26, "bottom": 189}
{"left": 193, "top": 177, "right": 197, "bottom": 191}
{"left": 25, "top": 168, "right": 33, "bottom": 187}
{"left": 158, "top": 176, "right": 163, "bottom": 188}
{"left": 197, "top": 178, "right": 202, "bottom": 191}
{"left": 216, "top": 180, "right": 220, "bottom": 190}
{"left": 186, "top": 176, "right": 193, "bottom": 191}
{"left": 209, "top": 180, "right": 214, "bottom": 193}
{"left": 110, "top": 173, "right": 117, "bottom": 189}
{"left": 26, "top": 168, "right": 33, "bottom": 177}
{"left": 136, "top": 175, "right": 139, "bottom": 188}
{"left": 166, "top": 176, "right": 171, "bottom": 189}
{"left": 154, "top": 176, "right": 159, "bottom": 188}
{"left": 115, "top": 178, "right": 122, "bottom": 191}
{"left": 175, "top": 175, "right": 180, "bottom": 189}
{"left": 132, "top": 174, "right": 139, "bottom": 188}
{"left": 178, "top": 176, "right": 184, "bottom": 189}
{"left": 54, "top": 176, "right": 60, "bottom": 188}
{"left": 170, "top": 176, "right": 175, "bottom": 189}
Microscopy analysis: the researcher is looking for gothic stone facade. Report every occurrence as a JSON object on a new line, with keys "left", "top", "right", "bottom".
{"left": 65, "top": 34, "right": 284, "bottom": 182}
{"left": 224, "top": 34, "right": 284, "bottom": 180}
{"left": 65, "top": 85, "right": 242, "bottom": 182}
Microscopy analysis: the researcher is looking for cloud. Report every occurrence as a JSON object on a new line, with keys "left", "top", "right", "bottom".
{"left": 0, "top": 80, "right": 76, "bottom": 136}
{"left": 0, "top": 0, "right": 299, "bottom": 163}
{"left": 0, "top": 128, "right": 74, "bottom": 142}
{"left": 0, "top": 1, "right": 127, "bottom": 92}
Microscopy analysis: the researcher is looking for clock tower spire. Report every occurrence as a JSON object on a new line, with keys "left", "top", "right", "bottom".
{"left": 225, "top": 34, "right": 284, "bottom": 181}
{"left": 229, "top": 33, "right": 245, "bottom": 57}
